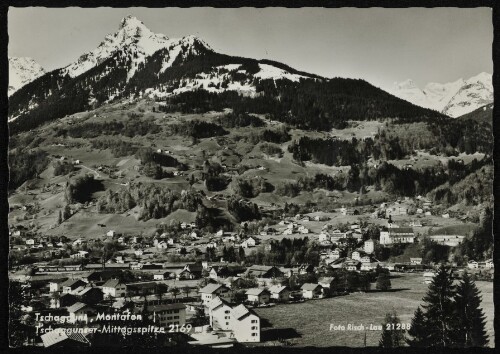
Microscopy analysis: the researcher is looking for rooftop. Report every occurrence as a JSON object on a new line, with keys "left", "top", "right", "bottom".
{"left": 245, "top": 288, "right": 269, "bottom": 296}
{"left": 145, "top": 303, "right": 186, "bottom": 313}
{"left": 199, "top": 283, "right": 225, "bottom": 294}
{"left": 41, "top": 328, "right": 90, "bottom": 348}
{"left": 67, "top": 302, "right": 89, "bottom": 313}
{"left": 301, "top": 283, "right": 321, "bottom": 291}
{"left": 268, "top": 285, "right": 288, "bottom": 294}
{"left": 231, "top": 304, "right": 257, "bottom": 321}
{"left": 102, "top": 279, "right": 121, "bottom": 288}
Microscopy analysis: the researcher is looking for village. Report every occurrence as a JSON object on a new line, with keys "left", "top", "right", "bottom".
{"left": 8, "top": 195, "right": 494, "bottom": 348}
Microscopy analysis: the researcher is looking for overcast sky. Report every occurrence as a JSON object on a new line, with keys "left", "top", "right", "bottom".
{"left": 8, "top": 7, "right": 493, "bottom": 91}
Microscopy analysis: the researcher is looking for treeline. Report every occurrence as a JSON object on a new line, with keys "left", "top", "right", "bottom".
{"left": 428, "top": 117, "right": 492, "bottom": 155}
{"left": 53, "top": 161, "right": 75, "bottom": 176}
{"left": 288, "top": 134, "right": 404, "bottom": 167}
{"left": 215, "top": 112, "right": 265, "bottom": 128}
{"left": 205, "top": 176, "right": 230, "bottom": 191}
{"left": 201, "top": 161, "right": 230, "bottom": 191}
{"left": 245, "top": 126, "right": 291, "bottom": 145}
{"left": 275, "top": 173, "right": 340, "bottom": 197}
{"left": 55, "top": 118, "right": 161, "bottom": 139}
{"left": 96, "top": 183, "right": 203, "bottom": 220}
{"left": 169, "top": 119, "right": 228, "bottom": 139}
{"left": 8, "top": 149, "right": 49, "bottom": 190}
{"left": 283, "top": 163, "right": 437, "bottom": 196}
{"left": 427, "top": 164, "right": 493, "bottom": 206}
{"left": 455, "top": 206, "right": 493, "bottom": 262}
{"left": 135, "top": 148, "right": 186, "bottom": 169}
{"left": 232, "top": 177, "right": 274, "bottom": 198}
{"left": 259, "top": 143, "right": 283, "bottom": 157}
{"left": 133, "top": 147, "right": 187, "bottom": 179}
{"left": 91, "top": 139, "right": 139, "bottom": 158}
{"left": 227, "top": 196, "right": 261, "bottom": 222}
{"left": 64, "top": 175, "right": 104, "bottom": 203}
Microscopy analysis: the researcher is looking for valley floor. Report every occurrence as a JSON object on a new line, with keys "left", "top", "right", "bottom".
{"left": 253, "top": 273, "right": 494, "bottom": 347}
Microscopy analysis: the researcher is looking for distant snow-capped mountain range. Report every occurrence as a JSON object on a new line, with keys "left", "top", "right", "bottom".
{"left": 388, "top": 72, "right": 493, "bottom": 118}
{"left": 8, "top": 57, "right": 46, "bottom": 96}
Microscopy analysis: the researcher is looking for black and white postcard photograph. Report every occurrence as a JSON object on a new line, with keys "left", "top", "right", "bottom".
{"left": 3, "top": 2, "right": 497, "bottom": 350}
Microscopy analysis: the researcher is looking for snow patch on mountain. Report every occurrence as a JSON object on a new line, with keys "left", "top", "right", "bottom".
{"left": 8, "top": 57, "right": 46, "bottom": 96}
{"left": 389, "top": 73, "right": 493, "bottom": 118}
{"left": 254, "top": 64, "right": 309, "bottom": 82}
{"left": 145, "top": 64, "right": 258, "bottom": 99}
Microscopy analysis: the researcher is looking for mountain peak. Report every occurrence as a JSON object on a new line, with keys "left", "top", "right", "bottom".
{"left": 8, "top": 56, "right": 46, "bottom": 96}
{"left": 119, "top": 15, "right": 143, "bottom": 29}
{"left": 117, "top": 15, "right": 157, "bottom": 40}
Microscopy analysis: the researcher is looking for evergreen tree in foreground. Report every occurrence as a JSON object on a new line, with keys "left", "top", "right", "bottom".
{"left": 420, "top": 264, "right": 456, "bottom": 347}
{"left": 406, "top": 306, "right": 429, "bottom": 346}
{"left": 379, "top": 311, "right": 406, "bottom": 347}
{"left": 452, "top": 272, "right": 489, "bottom": 347}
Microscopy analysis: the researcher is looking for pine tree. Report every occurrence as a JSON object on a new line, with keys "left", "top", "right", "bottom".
{"left": 406, "top": 306, "right": 429, "bottom": 346}
{"left": 379, "top": 311, "right": 406, "bottom": 347}
{"left": 452, "top": 272, "right": 489, "bottom": 347}
{"left": 57, "top": 210, "right": 62, "bottom": 224}
{"left": 421, "top": 264, "right": 456, "bottom": 347}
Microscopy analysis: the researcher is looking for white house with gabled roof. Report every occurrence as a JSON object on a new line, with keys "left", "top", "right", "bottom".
{"left": 199, "top": 283, "right": 233, "bottom": 307}
{"left": 230, "top": 304, "right": 260, "bottom": 342}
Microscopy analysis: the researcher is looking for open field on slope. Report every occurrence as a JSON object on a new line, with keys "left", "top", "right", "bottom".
{"left": 253, "top": 273, "right": 494, "bottom": 347}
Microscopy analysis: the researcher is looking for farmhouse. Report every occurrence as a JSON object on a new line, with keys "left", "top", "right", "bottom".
{"left": 268, "top": 285, "right": 290, "bottom": 302}
{"left": 51, "top": 293, "right": 77, "bottom": 308}
{"left": 125, "top": 282, "right": 158, "bottom": 297}
{"left": 67, "top": 302, "right": 95, "bottom": 323}
{"left": 344, "top": 259, "right": 361, "bottom": 271}
{"left": 199, "top": 283, "right": 233, "bottom": 307}
{"left": 178, "top": 263, "right": 203, "bottom": 279}
{"left": 317, "top": 277, "right": 334, "bottom": 289}
{"left": 245, "top": 288, "right": 270, "bottom": 305}
{"left": 209, "top": 266, "right": 232, "bottom": 279}
{"left": 244, "top": 265, "right": 284, "bottom": 279}
{"left": 241, "top": 237, "right": 258, "bottom": 248}
{"left": 102, "top": 279, "right": 127, "bottom": 298}
{"left": 74, "top": 287, "right": 103, "bottom": 304}
{"left": 301, "top": 283, "right": 323, "bottom": 299}
{"left": 385, "top": 202, "right": 409, "bottom": 217}
{"left": 61, "top": 279, "right": 86, "bottom": 294}
{"left": 153, "top": 271, "right": 172, "bottom": 281}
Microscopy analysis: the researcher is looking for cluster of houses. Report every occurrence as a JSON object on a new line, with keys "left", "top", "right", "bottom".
{"left": 24, "top": 261, "right": 340, "bottom": 348}
{"left": 467, "top": 259, "right": 494, "bottom": 270}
